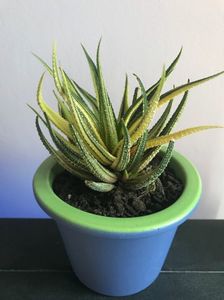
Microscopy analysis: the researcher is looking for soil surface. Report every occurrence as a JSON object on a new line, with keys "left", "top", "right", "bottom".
{"left": 53, "top": 160, "right": 184, "bottom": 218}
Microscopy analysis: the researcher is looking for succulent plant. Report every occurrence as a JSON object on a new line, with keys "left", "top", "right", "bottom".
{"left": 30, "top": 41, "right": 223, "bottom": 192}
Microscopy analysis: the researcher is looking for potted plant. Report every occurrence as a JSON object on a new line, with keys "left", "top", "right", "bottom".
{"left": 31, "top": 42, "right": 223, "bottom": 296}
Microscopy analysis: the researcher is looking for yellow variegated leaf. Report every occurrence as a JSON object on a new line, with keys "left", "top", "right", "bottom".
{"left": 61, "top": 70, "right": 114, "bottom": 165}
{"left": 35, "top": 116, "right": 93, "bottom": 180}
{"left": 111, "top": 120, "right": 130, "bottom": 171}
{"left": 129, "top": 67, "right": 166, "bottom": 146}
{"left": 29, "top": 103, "right": 80, "bottom": 155}
{"left": 123, "top": 48, "right": 182, "bottom": 128}
{"left": 97, "top": 40, "right": 118, "bottom": 151}
{"left": 52, "top": 44, "right": 62, "bottom": 94}
{"left": 114, "top": 68, "right": 165, "bottom": 154}
{"left": 146, "top": 125, "right": 224, "bottom": 149}
{"left": 126, "top": 141, "right": 174, "bottom": 190}
{"left": 159, "top": 71, "right": 224, "bottom": 107}
{"left": 53, "top": 90, "right": 73, "bottom": 122}
{"left": 71, "top": 80, "right": 99, "bottom": 112}
{"left": 61, "top": 75, "right": 105, "bottom": 147}
{"left": 132, "top": 87, "right": 139, "bottom": 105}
{"left": 37, "top": 73, "right": 72, "bottom": 139}
{"left": 138, "top": 146, "right": 162, "bottom": 172}
{"left": 70, "top": 124, "right": 117, "bottom": 183}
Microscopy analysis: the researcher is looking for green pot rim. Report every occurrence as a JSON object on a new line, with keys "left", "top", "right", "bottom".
{"left": 33, "top": 150, "right": 201, "bottom": 234}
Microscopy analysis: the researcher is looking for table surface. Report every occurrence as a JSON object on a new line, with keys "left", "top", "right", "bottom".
{"left": 0, "top": 219, "right": 223, "bottom": 300}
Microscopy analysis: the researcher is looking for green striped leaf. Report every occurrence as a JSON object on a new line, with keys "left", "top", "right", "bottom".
{"left": 118, "top": 74, "right": 129, "bottom": 122}
{"left": 144, "top": 47, "right": 183, "bottom": 101}
{"left": 33, "top": 51, "right": 99, "bottom": 114}
{"left": 52, "top": 45, "right": 62, "bottom": 94}
{"left": 159, "top": 71, "right": 224, "bottom": 107}
{"left": 160, "top": 90, "right": 188, "bottom": 136}
{"left": 69, "top": 123, "right": 117, "bottom": 183}
{"left": 138, "top": 146, "right": 162, "bottom": 172}
{"left": 114, "top": 67, "right": 165, "bottom": 154}
{"left": 36, "top": 73, "right": 73, "bottom": 139}
{"left": 127, "top": 130, "right": 148, "bottom": 173}
{"left": 32, "top": 53, "right": 53, "bottom": 75}
{"left": 81, "top": 44, "right": 100, "bottom": 107}
{"left": 129, "top": 66, "right": 166, "bottom": 146}
{"left": 111, "top": 120, "right": 131, "bottom": 171}
{"left": 63, "top": 71, "right": 100, "bottom": 129}
{"left": 28, "top": 103, "right": 79, "bottom": 154}
{"left": 75, "top": 109, "right": 116, "bottom": 165}
{"left": 35, "top": 116, "right": 94, "bottom": 180}
{"left": 85, "top": 181, "right": 115, "bottom": 192}
{"left": 28, "top": 104, "right": 48, "bottom": 125}
{"left": 148, "top": 100, "right": 173, "bottom": 139}
{"left": 60, "top": 70, "right": 113, "bottom": 165}
{"left": 126, "top": 141, "right": 174, "bottom": 190}
{"left": 133, "top": 74, "right": 148, "bottom": 115}
{"left": 53, "top": 90, "right": 73, "bottom": 122}
{"left": 71, "top": 79, "right": 99, "bottom": 112}
{"left": 97, "top": 40, "right": 118, "bottom": 151}
{"left": 132, "top": 87, "right": 139, "bottom": 105}
{"left": 43, "top": 113, "right": 86, "bottom": 170}
{"left": 124, "top": 48, "right": 182, "bottom": 128}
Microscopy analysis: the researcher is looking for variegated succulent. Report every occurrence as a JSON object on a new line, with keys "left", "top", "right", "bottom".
{"left": 31, "top": 42, "right": 223, "bottom": 192}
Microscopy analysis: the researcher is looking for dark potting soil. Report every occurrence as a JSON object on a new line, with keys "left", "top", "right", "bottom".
{"left": 52, "top": 160, "right": 184, "bottom": 218}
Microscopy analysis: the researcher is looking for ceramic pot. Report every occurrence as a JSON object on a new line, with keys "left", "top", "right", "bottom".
{"left": 33, "top": 150, "right": 201, "bottom": 296}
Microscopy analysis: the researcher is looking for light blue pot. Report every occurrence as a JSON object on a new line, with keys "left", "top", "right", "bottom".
{"left": 33, "top": 150, "right": 201, "bottom": 296}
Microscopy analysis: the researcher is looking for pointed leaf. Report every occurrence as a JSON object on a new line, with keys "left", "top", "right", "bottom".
{"left": 133, "top": 74, "right": 148, "bottom": 115}
{"left": 43, "top": 113, "right": 86, "bottom": 170}
{"left": 124, "top": 48, "right": 182, "bottom": 127}
{"left": 159, "top": 71, "right": 224, "bottom": 107}
{"left": 69, "top": 124, "right": 117, "bottom": 183}
{"left": 53, "top": 90, "right": 73, "bottom": 122}
{"left": 61, "top": 70, "right": 114, "bottom": 165}
{"left": 81, "top": 44, "right": 100, "bottom": 107}
{"left": 32, "top": 53, "right": 53, "bottom": 75}
{"left": 132, "top": 87, "right": 139, "bottom": 105}
{"left": 71, "top": 79, "right": 99, "bottom": 112}
{"left": 146, "top": 125, "right": 224, "bottom": 149}
{"left": 126, "top": 141, "right": 174, "bottom": 190}
{"left": 75, "top": 108, "right": 116, "bottom": 164}
{"left": 118, "top": 75, "right": 129, "bottom": 122}
{"left": 161, "top": 90, "right": 188, "bottom": 136}
{"left": 138, "top": 146, "right": 162, "bottom": 172}
{"left": 28, "top": 104, "right": 47, "bottom": 125}
{"left": 97, "top": 40, "right": 118, "bottom": 150}
{"left": 129, "top": 67, "right": 166, "bottom": 146}
{"left": 35, "top": 116, "right": 93, "bottom": 180}
{"left": 111, "top": 120, "right": 131, "bottom": 171}
{"left": 28, "top": 103, "right": 79, "bottom": 154}
{"left": 128, "top": 130, "right": 148, "bottom": 172}
{"left": 144, "top": 47, "right": 183, "bottom": 100}
{"left": 62, "top": 71, "right": 103, "bottom": 141}
{"left": 52, "top": 45, "right": 62, "bottom": 94}
{"left": 37, "top": 73, "right": 73, "bottom": 139}
{"left": 148, "top": 100, "right": 173, "bottom": 139}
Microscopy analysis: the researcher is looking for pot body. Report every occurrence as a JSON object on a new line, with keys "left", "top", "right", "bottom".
{"left": 33, "top": 150, "right": 201, "bottom": 296}
{"left": 56, "top": 219, "right": 177, "bottom": 296}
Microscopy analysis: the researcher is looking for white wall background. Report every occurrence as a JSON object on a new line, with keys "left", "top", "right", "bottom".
{"left": 0, "top": 0, "right": 224, "bottom": 218}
